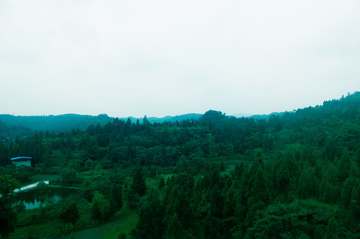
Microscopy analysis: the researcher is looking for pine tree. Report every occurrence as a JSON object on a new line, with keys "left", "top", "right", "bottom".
{"left": 341, "top": 177, "right": 357, "bottom": 210}
{"left": 252, "top": 167, "right": 271, "bottom": 205}
{"left": 349, "top": 186, "right": 360, "bottom": 220}
{"left": 132, "top": 166, "right": 147, "bottom": 196}
{"left": 150, "top": 167, "right": 157, "bottom": 178}
{"left": 202, "top": 211, "right": 220, "bottom": 239}
{"left": 223, "top": 190, "right": 235, "bottom": 218}
{"left": 158, "top": 177, "right": 165, "bottom": 190}
{"left": 59, "top": 202, "right": 80, "bottom": 226}
{"left": 276, "top": 161, "right": 291, "bottom": 194}
{"left": 243, "top": 149, "right": 264, "bottom": 199}
{"left": 219, "top": 161, "right": 225, "bottom": 172}
{"left": 244, "top": 167, "right": 270, "bottom": 228}
{"left": 165, "top": 213, "right": 184, "bottom": 239}
{"left": 91, "top": 201, "right": 102, "bottom": 222}
{"left": 324, "top": 217, "right": 338, "bottom": 239}
{"left": 314, "top": 226, "right": 324, "bottom": 239}
{"left": 297, "top": 167, "right": 317, "bottom": 199}
{"left": 337, "top": 148, "right": 351, "bottom": 182}
{"left": 233, "top": 163, "right": 244, "bottom": 180}
{"left": 91, "top": 192, "right": 111, "bottom": 222}
{"left": 209, "top": 163, "right": 220, "bottom": 188}
{"left": 234, "top": 189, "right": 247, "bottom": 223}
{"left": 118, "top": 233, "right": 126, "bottom": 239}
{"left": 110, "top": 183, "right": 123, "bottom": 212}
{"left": 131, "top": 193, "right": 165, "bottom": 239}
{"left": 127, "top": 189, "right": 140, "bottom": 210}
{"left": 210, "top": 184, "right": 224, "bottom": 219}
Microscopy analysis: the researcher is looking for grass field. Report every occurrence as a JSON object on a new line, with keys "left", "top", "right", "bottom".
{"left": 10, "top": 220, "right": 62, "bottom": 239}
{"left": 100, "top": 212, "right": 138, "bottom": 239}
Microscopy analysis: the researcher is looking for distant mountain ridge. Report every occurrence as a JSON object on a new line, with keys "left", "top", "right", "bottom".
{"left": 0, "top": 114, "right": 111, "bottom": 133}
{"left": 0, "top": 113, "right": 204, "bottom": 133}
{"left": 249, "top": 112, "right": 285, "bottom": 120}
{"left": 1, "top": 91, "right": 359, "bottom": 133}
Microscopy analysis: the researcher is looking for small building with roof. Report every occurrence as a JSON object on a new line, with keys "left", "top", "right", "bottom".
{"left": 11, "top": 156, "right": 32, "bottom": 167}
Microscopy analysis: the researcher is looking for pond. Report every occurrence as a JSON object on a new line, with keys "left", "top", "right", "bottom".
{"left": 15, "top": 183, "right": 79, "bottom": 209}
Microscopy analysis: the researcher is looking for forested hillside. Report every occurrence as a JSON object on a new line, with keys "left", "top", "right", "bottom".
{"left": 1, "top": 92, "right": 360, "bottom": 238}
{"left": 0, "top": 120, "right": 33, "bottom": 143}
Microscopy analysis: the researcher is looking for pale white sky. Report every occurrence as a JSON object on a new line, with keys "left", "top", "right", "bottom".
{"left": 1, "top": 1, "right": 359, "bottom": 118}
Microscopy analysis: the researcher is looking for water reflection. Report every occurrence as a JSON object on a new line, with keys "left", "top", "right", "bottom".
{"left": 16, "top": 187, "right": 78, "bottom": 209}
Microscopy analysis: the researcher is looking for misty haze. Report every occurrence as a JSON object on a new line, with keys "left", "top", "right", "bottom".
{"left": 1, "top": 1, "right": 360, "bottom": 238}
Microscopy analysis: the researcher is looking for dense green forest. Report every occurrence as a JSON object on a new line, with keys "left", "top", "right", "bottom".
{"left": 1, "top": 92, "right": 360, "bottom": 238}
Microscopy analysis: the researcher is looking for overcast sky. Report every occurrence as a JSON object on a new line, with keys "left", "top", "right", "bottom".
{"left": 1, "top": 1, "right": 360, "bottom": 118}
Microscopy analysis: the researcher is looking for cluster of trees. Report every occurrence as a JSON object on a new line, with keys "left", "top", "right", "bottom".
{"left": 0, "top": 175, "right": 20, "bottom": 239}
{"left": 0, "top": 92, "right": 360, "bottom": 238}
{"left": 133, "top": 148, "right": 359, "bottom": 238}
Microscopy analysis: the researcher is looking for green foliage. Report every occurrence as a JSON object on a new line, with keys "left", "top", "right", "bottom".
{"left": 324, "top": 217, "right": 338, "bottom": 239}
{"left": 131, "top": 166, "right": 147, "bottom": 196}
{"left": 59, "top": 202, "right": 80, "bottom": 225}
{"left": 91, "top": 200, "right": 102, "bottom": 222}
{"left": 0, "top": 175, "right": 19, "bottom": 195}
{"left": 91, "top": 191, "right": 111, "bottom": 222}
{"left": 61, "top": 168, "right": 81, "bottom": 186}
{"left": 165, "top": 213, "right": 184, "bottom": 239}
{"left": 131, "top": 192, "right": 165, "bottom": 239}
{"left": 0, "top": 198, "right": 17, "bottom": 239}
{"left": 158, "top": 177, "right": 165, "bottom": 190}
{"left": 127, "top": 189, "right": 140, "bottom": 210}
{"left": 0, "top": 175, "right": 19, "bottom": 239}
{"left": 200, "top": 110, "right": 226, "bottom": 123}
{"left": 297, "top": 166, "right": 317, "bottom": 199}
{"left": 251, "top": 167, "right": 271, "bottom": 205}
{"left": 110, "top": 183, "right": 123, "bottom": 212}
{"left": 4, "top": 93, "right": 360, "bottom": 238}
{"left": 247, "top": 200, "right": 338, "bottom": 238}
{"left": 210, "top": 184, "right": 224, "bottom": 219}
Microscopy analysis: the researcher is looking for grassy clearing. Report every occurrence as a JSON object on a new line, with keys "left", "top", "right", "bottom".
{"left": 10, "top": 220, "right": 62, "bottom": 239}
{"left": 146, "top": 176, "right": 161, "bottom": 189}
{"left": 162, "top": 173, "right": 175, "bottom": 182}
{"left": 145, "top": 173, "right": 176, "bottom": 190}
